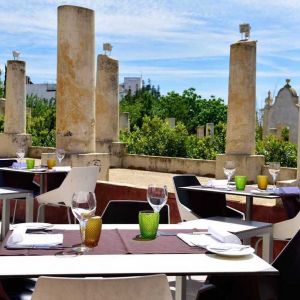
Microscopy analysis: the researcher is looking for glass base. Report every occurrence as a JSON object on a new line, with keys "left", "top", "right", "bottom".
{"left": 72, "top": 244, "right": 91, "bottom": 253}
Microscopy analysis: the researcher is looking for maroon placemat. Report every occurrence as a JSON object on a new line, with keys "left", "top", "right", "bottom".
{"left": 0, "top": 229, "right": 206, "bottom": 256}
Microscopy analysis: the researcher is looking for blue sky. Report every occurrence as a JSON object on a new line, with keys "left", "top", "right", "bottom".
{"left": 1, "top": 0, "right": 300, "bottom": 109}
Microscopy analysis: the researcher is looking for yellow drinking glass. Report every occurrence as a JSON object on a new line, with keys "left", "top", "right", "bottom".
{"left": 257, "top": 175, "right": 268, "bottom": 190}
{"left": 84, "top": 216, "right": 102, "bottom": 249}
{"left": 47, "top": 158, "right": 56, "bottom": 169}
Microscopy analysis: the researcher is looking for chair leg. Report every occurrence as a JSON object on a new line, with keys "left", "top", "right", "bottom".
{"left": 36, "top": 204, "right": 45, "bottom": 222}
{"left": 12, "top": 199, "right": 18, "bottom": 224}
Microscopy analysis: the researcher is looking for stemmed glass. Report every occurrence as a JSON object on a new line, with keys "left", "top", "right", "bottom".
{"left": 71, "top": 191, "right": 96, "bottom": 253}
{"left": 268, "top": 162, "right": 280, "bottom": 190}
{"left": 16, "top": 147, "right": 25, "bottom": 167}
{"left": 223, "top": 161, "right": 236, "bottom": 190}
{"left": 56, "top": 148, "right": 65, "bottom": 165}
{"left": 147, "top": 185, "right": 168, "bottom": 213}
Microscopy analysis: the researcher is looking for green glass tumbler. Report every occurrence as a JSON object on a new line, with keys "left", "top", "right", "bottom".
{"left": 138, "top": 210, "right": 160, "bottom": 240}
{"left": 235, "top": 175, "right": 247, "bottom": 191}
{"left": 26, "top": 159, "right": 35, "bottom": 169}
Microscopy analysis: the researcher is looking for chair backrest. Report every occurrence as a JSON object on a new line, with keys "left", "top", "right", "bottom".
{"left": 0, "top": 159, "right": 17, "bottom": 186}
{"left": 36, "top": 166, "right": 99, "bottom": 207}
{"left": 101, "top": 200, "right": 170, "bottom": 224}
{"left": 173, "top": 174, "right": 227, "bottom": 221}
{"left": 31, "top": 274, "right": 172, "bottom": 300}
{"left": 272, "top": 229, "right": 300, "bottom": 299}
{"left": 273, "top": 210, "right": 300, "bottom": 240}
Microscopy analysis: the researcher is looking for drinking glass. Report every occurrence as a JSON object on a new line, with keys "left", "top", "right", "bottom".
{"left": 223, "top": 161, "right": 236, "bottom": 190}
{"left": 147, "top": 185, "right": 168, "bottom": 213}
{"left": 16, "top": 147, "right": 25, "bottom": 165}
{"left": 56, "top": 148, "right": 65, "bottom": 165}
{"left": 71, "top": 191, "right": 96, "bottom": 253}
{"left": 268, "top": 162, "right": 280, "bottom": 190}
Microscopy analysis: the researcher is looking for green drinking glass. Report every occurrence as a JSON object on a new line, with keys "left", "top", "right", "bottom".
{"left": 138, "top": 210, "right": 160, "bottom": 240}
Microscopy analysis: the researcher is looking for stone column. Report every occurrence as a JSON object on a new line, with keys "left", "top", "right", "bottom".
{"left": 56, "top": 5, "right": 96, "bottom": 153}
{"left": 216, "top": 40, "right": 265, "bottom": 183}
{"left": 206, "top": 123, "right": 214, "bottom": 136}
{"left": 95, "top": 54, "right": 119, "bottom": 153}
{"left": 167, "top": 118, "right": 176, "bottom": 128}
{"left": 119, "top": 112, "right": 130, "bottom": 131}
{"left": 225, "top": 40, "right": 256, "bottom": 155}
{"left": 197, "top": 126, "right": 204, "bottom": 138}
{"left": 4, "top": 60, "right": 26, "bottom": 134}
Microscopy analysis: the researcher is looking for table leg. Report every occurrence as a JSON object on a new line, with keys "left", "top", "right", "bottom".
{"left": 262, "top": 229, "right": 273, "bottom": 263}
{"left": 38, "top": 174, "right": 47, "bottom": 222}
{"left": 175, "top": 276, "right": 186, "bottom": 300}
{"left": 25, "top": 193, "right": 34, "bottom": 223}
{"left": 1, "top": 198, "right": 10, "bottom": 241}
{"left": 245, "top": 195, "right": 253, "bottom": 221}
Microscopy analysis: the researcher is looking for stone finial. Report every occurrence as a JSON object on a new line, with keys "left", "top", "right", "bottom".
{"left": 103, "top": 43, "right": 112, "bottom": 56}
{"left": 285, "top": 79, "right": 291, "bottom": 87}
{"left": 12, "top": 50, "right": 21, "bottom": 60}
{"left": 239, "top": 23, "right": 251, "bottom": 40}
{"left": 265, "top": 90, "right": 273, "bottom": 106}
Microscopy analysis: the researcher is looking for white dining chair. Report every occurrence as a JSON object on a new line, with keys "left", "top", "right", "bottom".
{"left": 36, "top": 166, "right": 99, "bottom": 223}
{"left": 255, "top": 210, "right": 300, "bottom": 256}
{"left": 31, "top": 274, "right": 173, "bottom": 300}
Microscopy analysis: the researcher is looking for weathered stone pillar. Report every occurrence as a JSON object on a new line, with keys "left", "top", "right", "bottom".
{"left": 216, "top": 39, "right": 264, "bottom": 182}
{"left": 56, "top": 5, "right": 96, "bottom": 153}
{"left": 4, "top": 60, "right": 26, "bottom": 134}
{"left": 197, "top": 126, "right": 204, "bottom": 138}
{"left": 206, "top": 123, "right": 214, "bottom": 136}
{"left": 119, "top": 112, "right": 130, "bottom": 131}
{"left": 0, "top": 60, "right": 32, "bottom": 157}
{"left": 226, "top": 40, "right": 256, "bottom": 155}
{"left": 95, "top": 54, "right": 119, "bottom": 153}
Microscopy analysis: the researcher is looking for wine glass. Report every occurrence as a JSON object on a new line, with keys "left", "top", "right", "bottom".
{"left": 268, "top": 162, "right": 280, "bottom": 190}
{"left": 147, "top": 185, "right": 168, "bottom": 213}
{"left": 56, "top": 148, "right": 65, "bottom": 165}
{"left": 223, "top": 161, "right": 236, "bottom": 190}
{"left": 16, "top": 147, "right": 25, "bottom": 166}
{"left": 71, "top": 191, "right": 96, "bottom": 253}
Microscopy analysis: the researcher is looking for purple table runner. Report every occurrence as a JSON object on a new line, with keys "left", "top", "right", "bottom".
{"left": 0, "top": 229, "right": 206, "bottom": 256}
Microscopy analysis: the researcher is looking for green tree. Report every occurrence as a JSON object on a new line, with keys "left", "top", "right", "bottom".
{"left": 256, "top": 135, "right": 297, "bottom": 167}
{"left": 0, "top": 68, "right": 4, "bottom": 98}
{"left": 26, "top": 95, "right": 56, "bottom": 147}
{"left": 120, "top": 116, "right": 188, "bottom": 157}
{"left": 152, "top": 88, "right": 227, "bottom": 133}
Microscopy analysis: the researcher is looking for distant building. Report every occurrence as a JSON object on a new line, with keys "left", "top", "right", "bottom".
{"left": 119, "top": 77, "right": 142, "bottom": 99}
{"left": 262, "top": 79, "right": 299, "bottom": 143}
{"left": 26, "top": 83, "right": 56, "bottom": 100}
{"left": 26, "top": 76, "right": 142, "bottom": 101}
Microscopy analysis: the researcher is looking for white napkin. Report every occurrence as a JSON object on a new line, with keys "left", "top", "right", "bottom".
{"left": 207, "top": 179, "right": 228, "bottom": 189}
{"left": 51, "top": 166, "right": 71, "bottom": 172}
{"left": 178, "top": 225, "right": 241, "bottom": 247}
{"left": 208, "top": 225, "right": 241, "bottom": 244}
{"left": 6, "top": 228, "right": 63, "bottom": 249}
{"left": 11, "top": 162, "right": 27, "bottom": 169}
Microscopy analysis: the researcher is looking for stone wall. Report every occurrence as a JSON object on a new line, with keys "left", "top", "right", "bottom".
{"left": 122, "top": 154, "right": 216, "bottom": 177}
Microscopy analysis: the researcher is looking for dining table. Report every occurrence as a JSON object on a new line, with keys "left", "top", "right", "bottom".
{"left": 0, "top": 187, "right": 33, "bottom": 241}
{"left": 0, "top": 223, "right": 278, "bottom": 300}
{"left": 0, "top": 166, "right": 70, "bottom": 222}
{"left": 180, "top": 184, "right": 281, "bottom": 221}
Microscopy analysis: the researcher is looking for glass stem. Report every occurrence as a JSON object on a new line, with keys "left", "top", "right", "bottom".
{"left": 79, "top": 220, "right": 86, "bottom": 246}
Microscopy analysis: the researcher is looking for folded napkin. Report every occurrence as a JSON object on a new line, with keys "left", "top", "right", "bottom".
{"left": 274, "top": 187, "right": 300, "bottom": 219}
{"left": 6, "top": 228, "right": 63, "bottom": 249}
{"left": 51, "top": 166, "right": 71, "bottom": 172}
{"left": 178, "top": 225, "right": 241, "bottom": 247}
{"left": 11, "top": 162, "right": 27, "bottom": 169}
{"left": 208, "top": 225, "right": 241, "bottom": 244}
{"left": 207, "top": 179, "right": 228, "bottom": 189}
{"left": 274, "top": 187, "right": 300, "bottom": 196}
